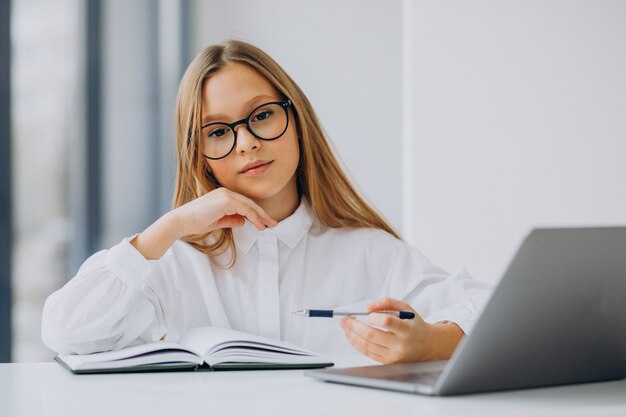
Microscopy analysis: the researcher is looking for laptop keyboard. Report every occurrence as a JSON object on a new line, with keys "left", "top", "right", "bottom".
{"left": 381, "top": 371, "right": 442, "bottom": 386}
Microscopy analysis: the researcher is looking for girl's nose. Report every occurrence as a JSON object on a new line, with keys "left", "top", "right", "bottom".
{"left": 234, "top": 125, "right": 261, "bottom": 154}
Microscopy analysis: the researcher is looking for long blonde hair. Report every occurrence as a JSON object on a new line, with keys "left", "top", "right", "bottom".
{"left": 174, "top": 40, "right": 400, "bottom": 267}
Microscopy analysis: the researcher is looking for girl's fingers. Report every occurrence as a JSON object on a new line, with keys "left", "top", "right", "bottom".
{"left": 343, "top": 332, "right": 386, "bottom": 363}
{"left": 367, "top": 297, "right": 416, "bottom": 314}
{"left": 237, "top": 204, "right": 269, "bottom": 231}
{"left": 340, "top": 318, "right": 389, "bottom": 362}
{"left": 340, "top": 317, "right": 395, "bottom": 350}
{"left": 184, "top": 188, "right": 278, "bottom": 234}
{"left": 228, "top": 193, "right": 277, "bottom": 228}
{"left": 222, "top": 196, "right": 268, "bottom": 231}
{"left": 213, "top": 214, "right": 246, "bottom": 229}
{"left": 367, "top": 312, "right": 409, "bottom": 334}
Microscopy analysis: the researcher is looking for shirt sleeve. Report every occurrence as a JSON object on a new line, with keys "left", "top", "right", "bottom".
{"left": 41, "top": 235, "right": 171, "bottom": 355}
{"left": 380, "top": 241, "right": 493, "bottom": 335}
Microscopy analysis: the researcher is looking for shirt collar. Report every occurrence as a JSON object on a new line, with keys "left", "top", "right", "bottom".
{"left": 232, "top": 199, "right": 314, "bottom": 254}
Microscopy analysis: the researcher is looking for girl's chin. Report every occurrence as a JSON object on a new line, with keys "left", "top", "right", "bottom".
{"left": 233, "top": 185, "right": 281, "bottom": 201}
{"left": 227, "top": 174, "right": 297, "bottom": 202}
{"left": 244, "top": 187, "right": 298, "bottom": 204}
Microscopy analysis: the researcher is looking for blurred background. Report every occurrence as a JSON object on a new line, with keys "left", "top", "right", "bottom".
{"left": 1, "top": 0, "right": 625, "bottom": 363}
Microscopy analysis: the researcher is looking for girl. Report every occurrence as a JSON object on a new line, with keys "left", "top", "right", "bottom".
{"left": 42, "top": 40, "right": 491, "bottom": 365}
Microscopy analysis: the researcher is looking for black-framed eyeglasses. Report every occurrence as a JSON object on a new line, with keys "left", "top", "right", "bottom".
{"left": 194, "top": 100, "right": 292, "bottom": 160}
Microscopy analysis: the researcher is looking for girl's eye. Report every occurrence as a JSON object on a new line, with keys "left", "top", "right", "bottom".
{"left": 252, "top": 110, "right": 273, "bottom": 122}
{"left": 208, "top": 128, "right": 228, "bottom": 138}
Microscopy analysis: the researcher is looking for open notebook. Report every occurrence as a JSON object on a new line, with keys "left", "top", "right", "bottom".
{"left": 55, "top": 327, "right": 334, "bottom": 374}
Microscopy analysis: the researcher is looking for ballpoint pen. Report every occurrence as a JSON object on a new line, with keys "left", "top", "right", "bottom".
{"left": 292, "top": 309, "right": 415, "bottom": 319}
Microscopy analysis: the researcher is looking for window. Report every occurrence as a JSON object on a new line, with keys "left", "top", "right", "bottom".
{"left": 11, "top": 0, "right": 83, "bottom": 361}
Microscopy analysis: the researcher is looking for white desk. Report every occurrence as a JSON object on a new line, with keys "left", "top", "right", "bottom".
{"left": 1, "top": 363, "right": 625, "bottom": 417}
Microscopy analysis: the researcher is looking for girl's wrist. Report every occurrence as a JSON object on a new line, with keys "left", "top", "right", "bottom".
{"left": 164, "top": 209, "right": 185, "bottom": 240}
{"left": 131, "top": 211, "right": 184, "bottom": 260}
{"left": 424, "top": 322, "right": 464, "bottom": 361}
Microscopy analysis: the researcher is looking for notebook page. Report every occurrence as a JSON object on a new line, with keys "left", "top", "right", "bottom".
{"left": 57, "top": 340, "right": 189, "bottom": 367}
{"left": 60, "top": 350, "right": 201, "bottom": 371}
{"left": 208, "top": 348, "right": 331, "bottom": 365}
{"left": 179, "top": 327, "right": 320, "bottom": 361}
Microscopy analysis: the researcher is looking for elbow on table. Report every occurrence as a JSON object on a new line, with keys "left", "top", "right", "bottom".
{"left": 40, "top": 297, "right": 106, "bottom": 355}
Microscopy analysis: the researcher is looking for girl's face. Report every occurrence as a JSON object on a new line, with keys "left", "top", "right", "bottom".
{"left": 201, "top": 63, "right": 300, "bottom": 205}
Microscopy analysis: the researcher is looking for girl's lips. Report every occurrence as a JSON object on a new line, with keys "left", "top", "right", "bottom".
{"left": 241, "top": 161, "right": 273, "bottom": 176}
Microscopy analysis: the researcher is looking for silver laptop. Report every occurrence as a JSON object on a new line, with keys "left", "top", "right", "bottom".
{"left": 306, "top": 227, "right": 626, "bottom": 395}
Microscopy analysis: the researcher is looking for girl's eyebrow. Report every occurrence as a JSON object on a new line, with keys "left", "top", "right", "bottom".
{"left": 201, "top": 94, "right": 279, "bottom": 125}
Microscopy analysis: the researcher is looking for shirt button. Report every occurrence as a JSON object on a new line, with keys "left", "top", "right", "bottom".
{"left": 261, "top": 229, "right": 276, "bottom": 241}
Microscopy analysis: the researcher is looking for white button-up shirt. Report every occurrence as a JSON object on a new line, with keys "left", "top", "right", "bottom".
{"left": 42, "top": 200, "right": 492, "bottom": 364}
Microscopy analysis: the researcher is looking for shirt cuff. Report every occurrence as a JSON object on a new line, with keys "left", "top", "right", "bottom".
{"left": 424, "top": 303, "right": 480, "bottom": 335}
{"left": 104, "top": 234, "right": 154, "bottom": 290}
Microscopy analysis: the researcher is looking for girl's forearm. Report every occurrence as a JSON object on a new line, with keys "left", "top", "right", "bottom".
{"left": 130, "top": 211, "right": 182, "bottom": 260}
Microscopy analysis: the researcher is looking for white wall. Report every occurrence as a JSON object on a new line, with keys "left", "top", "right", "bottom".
{"left": 191, "top": 0, "right": 404, "bottom": 231}
{"left": 405, "top": 1, "right": 626, "bottom": 284}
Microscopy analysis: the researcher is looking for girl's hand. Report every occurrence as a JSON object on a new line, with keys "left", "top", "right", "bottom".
{"left": 339, "top": 297, "right": 464, "bottom": 364}
{"left": 131, "top": 187, "right": 275, "bottom": 260}
{"left": 173, "top": 187, "right": 278, "bottom": 237}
